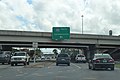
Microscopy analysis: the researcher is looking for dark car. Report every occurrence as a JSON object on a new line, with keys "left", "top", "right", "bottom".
{"left": 56, "top": 53, "right": 70, "bottom": 66}
{"left": 0, "top": 51, "right": 12, "bottom": 64}
{"left": 88, "top": 53, "right": 115, "bottom": 70}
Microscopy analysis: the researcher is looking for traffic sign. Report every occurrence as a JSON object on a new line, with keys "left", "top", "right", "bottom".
{"left": 52, "top": 27, "right": 70, "bottom": 40}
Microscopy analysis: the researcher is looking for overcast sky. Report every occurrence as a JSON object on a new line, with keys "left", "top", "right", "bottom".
{"left": 0, "top": 0, "right": 120, "bottom": 35}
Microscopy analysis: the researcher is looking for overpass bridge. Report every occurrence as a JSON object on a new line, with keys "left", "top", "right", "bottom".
{"left": 0, "top": 30, "right": 120, "bottom": 60}
{"left": 0, "top": 30, "right": 120, "bottom": 47}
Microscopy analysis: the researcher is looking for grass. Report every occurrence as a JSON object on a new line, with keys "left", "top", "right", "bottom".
{"left": 115, "top": 63, "right": 120, "bottom": 68}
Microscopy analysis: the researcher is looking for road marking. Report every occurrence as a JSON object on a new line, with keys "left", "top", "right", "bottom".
{"left": 24, "top": 73, "right": 28, "bottom": 74}
{"left": 48, "top": 67, "right": 50, "bottom": 68}
{"left": 32, "top": 73, "right": 45, "bottom": 77}
{"left": 72, "top": 69, "right": 76, "bottom": 71}
{"left": 16, "top": 74, "right": 23, "bottom": 77}
{"left": 66, "top": 70, "right": 71, "bottom": 72}
{"left": 47, "top": 72, "right": 53, "bottom": 74}
{"left": 10, "top": 66, "right": 24, "bottom": 69}
{"left": 0, "top": 76, "right": 2, "bottom": 77}
{"left": 83, "top": 78, "right": 97, "bottom": 80}
{"left": 56, "top": 76, "right": 68, "bottom": 78}
{"left": 58, "top": 71, "right": 63, "bottom": 72}
{"left": 71, "top": 63, "right": 81, "bottom": 69}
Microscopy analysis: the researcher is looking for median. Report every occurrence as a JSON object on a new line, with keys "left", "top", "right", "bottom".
{"left": 24, "top": 61, "right": 54, "bottom": 68}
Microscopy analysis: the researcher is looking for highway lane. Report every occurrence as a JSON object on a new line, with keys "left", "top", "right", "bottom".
{"left": 0, "top": 62, "right": 120, "bottom": 80}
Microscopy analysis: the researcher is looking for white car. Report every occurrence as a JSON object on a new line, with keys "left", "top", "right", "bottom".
{"left": 11, "top": 51, "right": 30, "bottom": 66}
{"left": 75, "top": 54, "right": 86, "bottom": 63}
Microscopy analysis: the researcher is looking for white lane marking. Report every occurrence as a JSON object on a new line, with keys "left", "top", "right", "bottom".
{"left": 32, "top": 73, "right": 45, "bottom": 77}
{"left": 48, "top": 67, "right": 50, "bottom": 68}
{"left": 47, "top": 72, "right": 53, "bottom": 74}
{"left": 56, "top": 76, "right": 69, "bottom": 80}
{"left": 58, "top": 71, "right": 63, "bottom": 72}
{"left": 71, "top": 63, "right": 81, "bottom": 69}
{"left": 24, "top": 73, "right": 28, "bottom": 74}
{"left": 83, "top": 78, "right": 97, "bottom": 80}
{"left": 66, "top": 70, "right": 71, "bottom": 72}
{"left": 0, "top": 76, "right": 2, "bottom": 77}
{"left": 72, "top": 69, "right": 76, "bottom": 71}
{"left": 16, "top": 74, "right": 23, "bottom": 77}
{"left": 10, "top": 66, "right": 24, "bottom": 69}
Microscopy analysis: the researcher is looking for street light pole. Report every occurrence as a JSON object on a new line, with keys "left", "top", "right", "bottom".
{"left": 81, "top": 15, "right": 84, "bottom": 34}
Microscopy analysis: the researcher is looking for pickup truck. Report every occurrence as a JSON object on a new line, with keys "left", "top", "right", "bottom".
{"left": 11, "top": 51, "right": 30, "bottom": 66}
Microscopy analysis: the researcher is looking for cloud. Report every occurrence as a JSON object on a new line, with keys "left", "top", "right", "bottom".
{"left": 0, "top": 0, "right": 120, "bottom": 35}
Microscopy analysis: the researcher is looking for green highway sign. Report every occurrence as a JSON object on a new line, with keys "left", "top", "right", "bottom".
{"left": 52, "top": 27, "right": 70, "bottom": 40}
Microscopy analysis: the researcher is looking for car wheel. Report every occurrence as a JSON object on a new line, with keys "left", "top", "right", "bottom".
{"left": 11, "top": 63, "right": 14, "bottom": 66}
{"left": 91, "top": 65, "right": 95, "bottom": 70}
{"left": 56, "top": 63, "right": 58, "bottom": 66}
{"left": 111, "top": 67, "right": 114, "bottom": 71}
{"left": 24, "top": 62, "right": 26, "bottom": 66}
{"left": 27, "top": 62, "right": 29, "bottom": 65}
{"left": 2, "top": 63, "right": 4, "bottom": 65}
{"left": 15, "top": 63, "right": 17, "bottom": 66}
{"left": 68, "top": 63, "right": 70, "bottom": 66}
{"left": 8, "top": 61, "right": 10, "bottom": 64}
{"left": 88, "top": 64, "right": 91, "bottom": 69}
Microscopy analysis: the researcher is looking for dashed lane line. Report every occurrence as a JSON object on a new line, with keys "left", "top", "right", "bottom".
{"left": 71, "top": 63, "right": 81, "bottom": 69}
{"left": 83, "top": 77, "right": 97, "bottom": 80}
{"left": 16, "top": 74, "right": 23, "bottom": 77}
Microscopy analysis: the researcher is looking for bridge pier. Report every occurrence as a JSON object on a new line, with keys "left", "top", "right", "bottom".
{"left": 1, "top": 45, "right": 12, "bottom": 51}
{"left": 88, "top": 44, "right": 96, "bottom": 60}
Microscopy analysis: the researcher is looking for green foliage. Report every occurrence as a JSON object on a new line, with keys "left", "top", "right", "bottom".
{"left": 53, "top": 49, "right": 58, "bottom": 55}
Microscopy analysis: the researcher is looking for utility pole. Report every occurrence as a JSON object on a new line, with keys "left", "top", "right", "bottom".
{"left": 81, "top": 15, "right": 84, "bottom": 34}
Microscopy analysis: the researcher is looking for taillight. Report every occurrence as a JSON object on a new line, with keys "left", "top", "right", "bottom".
{"left": 109, "top": 59, "right": 114, "bottom": 63}
{"left": 95, "top": 60, "right": 100, "bottom": 63}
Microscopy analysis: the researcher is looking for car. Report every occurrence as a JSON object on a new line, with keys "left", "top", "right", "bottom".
{"left": 0, "top": 51, "right": 12, "bottom": 64}
{"left": 88, "top": 53, "right": 115, "bottom": 70}
{"left": 56, "top": 53, "right": 70, "bottom": 66}
{"left": 75, "top": 54, "right": 86, "bottom": 63}
{"left": 41, "top": 56, "right": 45, "bottom": 61}
{"left": 11, "top": 51, "right": 30, "bottom": 66}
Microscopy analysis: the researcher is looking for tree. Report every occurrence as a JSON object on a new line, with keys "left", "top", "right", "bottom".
{"left": 35, "top": 48, "right": 43, "bottom": 57}
{"left": 53, "top": 49, "right": 58, "bottom": 57}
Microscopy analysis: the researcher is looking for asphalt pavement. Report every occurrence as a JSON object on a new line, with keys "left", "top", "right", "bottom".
{"left": 0, "top": 62, "right": 120, "bottom": 80}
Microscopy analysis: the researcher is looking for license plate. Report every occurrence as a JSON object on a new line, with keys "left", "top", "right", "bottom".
{"left": 103, "top": 60, "right": 107, "bottom": 63}
{"left": 61, "top": 59, "right": 65, "bottom": 61}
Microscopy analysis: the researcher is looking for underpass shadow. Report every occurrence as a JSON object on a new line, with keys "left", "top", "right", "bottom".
{"left": 57, "top": 64, "right": 69, "bottom": 67}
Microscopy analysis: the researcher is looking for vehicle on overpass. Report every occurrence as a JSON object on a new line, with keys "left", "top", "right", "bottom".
{"left": 11, "top": 51, "right": 30, "bottom": 66}
{"left": 0, "top": 51, "right": 12, "bottom": 64}
{"left": 56, "top": 53, "right": 70, "bottom": 66}
{"left": 88, "top": 53, "right": 115, "bottom": 70}
{"left": 75, "top": 54, "right": 86, "bottom": 63}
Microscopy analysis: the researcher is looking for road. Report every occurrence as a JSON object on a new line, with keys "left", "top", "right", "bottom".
{"left": 0, "top": 62, "right": 120, "bottom": 80}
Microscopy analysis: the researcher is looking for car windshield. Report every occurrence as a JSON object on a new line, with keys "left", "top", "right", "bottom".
{"left": 14, "top": 53, "right": 25, "bottom": 56}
